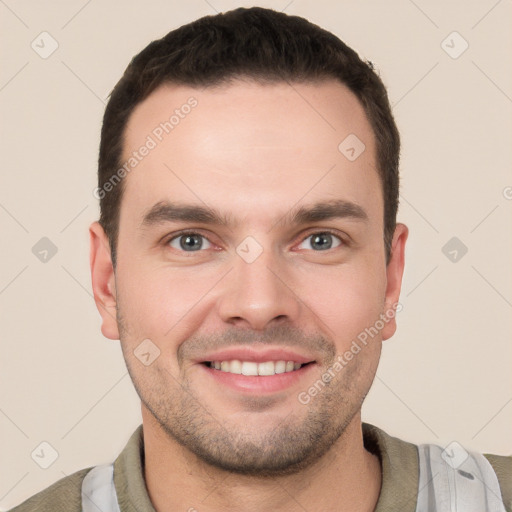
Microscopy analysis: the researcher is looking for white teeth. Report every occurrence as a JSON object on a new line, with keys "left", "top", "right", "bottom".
{"left": 241, "top": 361, "right": 258, "bottom": 376}
{"left": 258, "top": 361, "right": 275, "bottom": 376}
{"left": 210, "top": 360, "right": 305, "bottom": 376}
{"left": 229, "top": 359, "right": 242, "bottom": 374}
{"left": 274, "top": 360, "right": 286, "bottom": 374}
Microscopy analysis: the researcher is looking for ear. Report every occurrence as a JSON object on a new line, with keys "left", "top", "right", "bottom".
{"left": 89, "top": 221, "right": 120, "bottom": 340}
{"left": 381, "top": 223, "right": 408, "bottom": 341}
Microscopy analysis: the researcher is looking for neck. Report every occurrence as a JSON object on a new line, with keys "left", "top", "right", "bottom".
{"left": 142, "top": 409, "right": 382, "bottom": 512}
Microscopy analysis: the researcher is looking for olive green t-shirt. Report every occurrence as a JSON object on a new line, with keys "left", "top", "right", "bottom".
{"left": 10, "top": 423, "right": 512, "bottom": 511}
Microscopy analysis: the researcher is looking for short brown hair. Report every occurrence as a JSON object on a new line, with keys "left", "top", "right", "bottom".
{"left": 98, "top": 7, "right": 400, "bottom": 266}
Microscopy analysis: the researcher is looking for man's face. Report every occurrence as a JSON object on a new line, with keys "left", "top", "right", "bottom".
{"left": 92, "top": 80, "right": 406, "bottom": 476}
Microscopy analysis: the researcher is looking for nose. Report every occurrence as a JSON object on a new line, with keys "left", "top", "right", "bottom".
{"left": 216, "top": 243, "right": 302, "bottom": 331}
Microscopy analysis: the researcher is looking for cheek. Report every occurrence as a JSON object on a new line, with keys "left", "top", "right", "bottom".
{"left": 116, "top": 263, "right": 223, "bottom": 341}
{"left": 299, "top": 262, "right": 386, "bottom": 344}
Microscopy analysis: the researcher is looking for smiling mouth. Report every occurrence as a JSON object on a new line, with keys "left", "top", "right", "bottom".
{"left": 203, "top": 360, "right": 314, "bottom": 376}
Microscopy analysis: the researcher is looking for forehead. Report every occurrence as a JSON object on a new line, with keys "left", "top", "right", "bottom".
{"left": 119, "top": 79, "right": 382, "bottom": 230}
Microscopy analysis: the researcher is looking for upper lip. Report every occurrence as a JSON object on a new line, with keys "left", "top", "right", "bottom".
{"left": 196, "top": 347, "right": 317, "bottom": 364}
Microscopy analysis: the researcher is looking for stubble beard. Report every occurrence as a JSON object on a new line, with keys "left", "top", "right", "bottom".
{"left": 117, "top": 306, "right": 379, "bottom": 477}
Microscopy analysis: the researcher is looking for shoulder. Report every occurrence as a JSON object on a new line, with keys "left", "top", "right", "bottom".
{"left": 9, "top": 425, "right": 145, "bottom": 512}
{"left": 9, "top": 467, "right": 92, "bottom": 512}
{"left": 485, "top": 453, "right": 512, "bottom": 512}
{"left": 363, "top": 422, "right": 512, "bottom": 512}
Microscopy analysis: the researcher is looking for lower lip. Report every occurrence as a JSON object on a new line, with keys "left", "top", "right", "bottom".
{"left": 199, "top": 363, "right": 317, "bottom": 394}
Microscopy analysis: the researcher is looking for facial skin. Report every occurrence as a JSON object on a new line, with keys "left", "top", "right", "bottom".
{"left": 90, "top": 79, "right": 407, "bottom": 511}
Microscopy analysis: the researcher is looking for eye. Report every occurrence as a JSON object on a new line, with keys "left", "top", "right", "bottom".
{"left": 297, "top": 232, "right": 343, "bottom": 251}
{"left": 168, "top": 232, "right": 212, "bottom": 252}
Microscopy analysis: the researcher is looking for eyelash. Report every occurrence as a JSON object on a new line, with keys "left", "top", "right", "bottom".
{"left": 164, "top": 229, "right": 347, "bottom": 254}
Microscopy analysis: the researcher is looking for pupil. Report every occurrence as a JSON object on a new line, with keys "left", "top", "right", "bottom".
{"left": 180, "top": 234, "right": 202, "bottom": 251}
{"left": 312, "top": 233, "right": 331, "bottom": 250}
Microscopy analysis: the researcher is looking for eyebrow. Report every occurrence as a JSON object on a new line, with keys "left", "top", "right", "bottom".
{"left": 141, "top": 201, "right": 233, "bottom": 228}
{"left": 140, "top": 199, "right": 368, "bottom": 230}
{"left": 285, "top": 199, "right": 368, "bottom": 226}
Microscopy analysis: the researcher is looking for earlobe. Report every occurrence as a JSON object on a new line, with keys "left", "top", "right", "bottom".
{"left": 89, "top": 221, "right": 120, "bottom": 340}
{"left": 382, "top": 223, "right": 408, "bottom": 341}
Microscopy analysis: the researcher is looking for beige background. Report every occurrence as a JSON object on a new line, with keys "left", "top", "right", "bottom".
{"left": 1, "top": 0, "right": 511, "bottom": 509}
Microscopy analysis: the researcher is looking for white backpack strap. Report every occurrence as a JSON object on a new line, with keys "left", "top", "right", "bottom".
{"left": 415, "top": 443, "right": 507, "bottom": 512}
{"left": 81, "top": 463, "right": 121, "bottom": 512}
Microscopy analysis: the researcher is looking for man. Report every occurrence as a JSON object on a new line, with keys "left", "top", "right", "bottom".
{"left": 11, "top": 6, "right": 511, "bottom": 512}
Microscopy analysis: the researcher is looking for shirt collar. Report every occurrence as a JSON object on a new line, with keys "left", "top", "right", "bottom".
{"left": 113, "top": 422, "right": 419, "bottom": 511}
